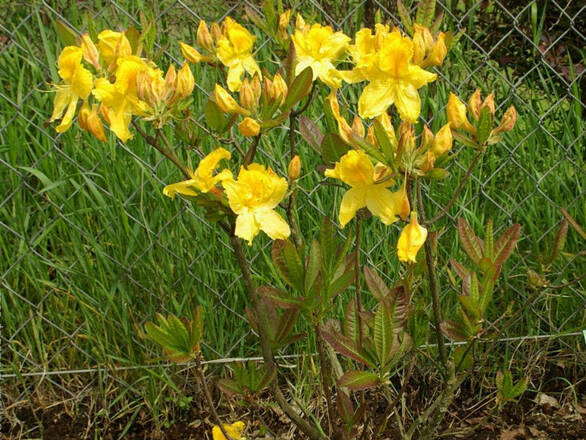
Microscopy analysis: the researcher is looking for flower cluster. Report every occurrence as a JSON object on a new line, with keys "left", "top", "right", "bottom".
{"left": 50, "top": 30, "right": 194, "bottom": 142}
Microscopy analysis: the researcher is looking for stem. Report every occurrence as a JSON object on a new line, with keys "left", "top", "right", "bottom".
{"left": 242, "top": 135, "right": 261, "bottom": 168}
{"left": 195, "top": 355, "right": 236, "bottom": 440}
{"left": 291, "top": 83, "right": 316, "bottom": 118}
{"left": 132, "top": 120, "right": 191, "bottom": 179}
{"left": 354, "top": 213, "right": 366, "bottom": 412}
{"left": 426, "top": 151, "right": 483, "bottom": 225}
{"left": 315, "top": 324, "right": 336, "bottom": 437}
{"left": 287, "top": 112, "right": 303, "bottom": 248}
{"left": 229, "top": 235, "right": 326, "bottom": 440}
{"left": 416, "top": 180, "right": 448, "bottom": 369}
{"left": 372, "top": 354, "right": 417, "bottom": 438}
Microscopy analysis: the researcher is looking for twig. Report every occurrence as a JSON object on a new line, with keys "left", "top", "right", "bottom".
{"left": 291, "top": 82, "right": 316, "bottom": 118}
{"left": 426, "top": 151, "right": 483, "bottom": 225}
{"left": 243, "top": 135, "right": 261, "bottom": 168}
{"left": 195, "top": 355, "right": 236, "bottom": 440}
{"left": 229, "top": 235, "right": 326, "bottom": 440}
{"left": 131, "top": 120, "right": 191, "bottom": 179}
{"left": 416, "top": 180, "right": 448, "bottom": 369}
{"left": 315, "top": 325, "right": 336, "bottom": 437}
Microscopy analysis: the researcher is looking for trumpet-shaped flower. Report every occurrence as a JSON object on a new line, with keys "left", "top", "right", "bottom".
{"left": 92, "top": 56, "right": 154, "bottom": 142}
{"left": 216, "top": 17, "right": 261, "bottom": 92}
{"left": 223, "top": 164, "right": 290, "bottom": 245}
{"left": 212, "top": 421, "right": 246, "bottom": 440}
{"left": 342, "top": 26, "right": 437, "bottom": 121}
{"left": 50, "top": 46, "right": 94, "bottom": 133}
{"left": 397, "top": 212, "right": 427, "bottom": 263}
{"left": 292, "top": 22, "right": 350, "bottom": 88}
{"left": 97, "top": 30, "right": 132, "bottom": 68}
{"left": 163, "top": 148, "right": 233, "bottom": 199}
{"left": 325, "top": 150, "right": 410, "bottom": 227}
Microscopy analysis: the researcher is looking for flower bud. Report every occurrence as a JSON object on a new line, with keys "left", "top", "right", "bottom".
{"left": 420, "top": 125, "right": 434, "bottom": 150}
{"left": 239, "top": 78, "right": 257, "bottom": 110}
{"left": 376, "top": 112, "right": 397, "bottom": 146}
{"left": 421, "top": 150, "right": 436, "bottom": 173}
{"left": 397, "top": 212, "right": 427, "bottom": 263}
{"left": 99, "top": 104, "right": 111, "bottom": 125}
{"left": 494, "top": 105, "right": 517, "bottom": 134}
{"left": 80, "top": 34, "right": 100, "bottom": 70}
{"left": 196, "top": 21, "right": 214, "bottom": 52}
{"left": 288, "top": 154, "right": 301, "bottom": 180}
{"left": 447, "top": 93, "right": 474, "bottom": 133}
{"left": 398, "top": 121, "right": 415, "bottom": 153}
{"left": 238, "top": 117, "right": 261, "bottom": 137}
{"left": 295, "top": 13, "right": 306, "bottom": 31}
{"left": 481, "top": 93, "right": 495, "bottom": 116}
{"left": 373, "top": 163, "right": 392, "bottom": 183}
{"left": 78, "top": 101, "right": 106, "bottom": 141}
{"left": 366, "top": 125, "right": 377, "bottom": 146}
{"left": 176, "top": 63, "right": 194, "bottom": 100}
{"left": 135, "top": 70, "right": 153, "bottom": 103}
{"left": 214, "top": 84, "right": 249, "bottom": 115}
{"left": 272, "top": 74, "right": 288, "bottom": 105}
{"left": 428, "top": 32, "right": 447, "bottom": 67}
{"left": 97, "top": 30, "right": 132, "bottom": 67}
{"left": 250, "top": 75, "right": 262, "bottom": 103}
{"left": 164, "top": 65, "right": 177, "bottom": 100}
{"left": 352, "top": 116, "right": 365, "bottom": 139}
{"left": 394, "top": 183, "right": 410, "bottom": 221}
{"left": 431, "top": 123, "right": 453, "bottom": 156}
{"left": 279, "top": 10, "right": 291, "bottom": 39}
{"left": 179, "top": 42, "right": 203, "bottom": 64}
{"left": 468, "top": 88, "right": 482, "bottom": 120}
{"left": 210, "top": 22, "right": 223, "bottom": 43}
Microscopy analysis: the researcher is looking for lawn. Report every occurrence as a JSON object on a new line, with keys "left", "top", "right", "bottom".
{"left": 0, "top": 0, "right": 584, "bottom": 437}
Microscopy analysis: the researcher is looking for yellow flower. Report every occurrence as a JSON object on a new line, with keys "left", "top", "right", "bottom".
{"left": 292, "top": 21, "right": 350, "bottom": 88}
{"left": 342, "top": 26, "right": 437, "bottom": 121}
{"left": 78, "top": 100, "right": 106, "bottom": 141}
{"left": 325, "top": 150, "right": 410, "bottom": 227}
{"left": 92, "top": 56, "right": 154, "bottom": 142}
{"left": 97, "top": 30, "right": 132, "bottom": 67}
{"left": 163, "top": 148, "right": 233, "bottom": 199}
{"left": 50, "top": 46, "right": 93, "bottom": 133}
{"left": 288, "top": 154, "right": 301, "bottom": 180}
{"left": 212, "top": 421, "right": 246, "bottom": 440}
{"left": 216, "top": 17, "right": 261, "bottom": 92}
{"left": 397, "top": 212, "right": 427, "bottom": 263}
{"left": 446, "top": 93, "right": 474, "bottom": 133}
{"left": 238, "top": 117, "right": 261, "bottom": 137}
{"left": 431, "top": 123, "right": 452, "bottom": 156}
{"left": 214, "top": 84, "right": 250, "bottom": 115}
{"left": 224, "top": 164, "right": 290, "bottom": 245}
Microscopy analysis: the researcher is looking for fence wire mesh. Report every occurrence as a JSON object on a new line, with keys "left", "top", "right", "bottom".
{"left": 1, "top": 0, "right": 584, "bottom": 428}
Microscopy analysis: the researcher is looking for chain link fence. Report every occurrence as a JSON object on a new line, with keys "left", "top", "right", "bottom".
{"left": 1, "top": 0, "right": 584, "bottom": 431}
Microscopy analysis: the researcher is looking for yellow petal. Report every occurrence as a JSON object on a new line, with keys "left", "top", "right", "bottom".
{"left": 97, "top": 30, "right": 132, "bottom": 66}
{"left": 397, "top": 212, "right": 427, "bottom": 263}
{"left": 214, "top": 84, "right": 249, "bottom": 115}
{"left": 391, "top": 82, "right": 421, "bottom": 122}
{"left": 212, "top": 421, "right": 246, "bottom": 440}
{"left": 163, "top": 180, "right": 200, "bottom": 199}
{"left": 238, "top": 117, "right": 261, "bottom": 137}
{"left": 194, "top": 147, "right": 232, "bottom": 192}
{"left": 179, "top": 42, "right": 203, "bottom": 63}
{"left": 57, "top": 46, "right": 83, "bottom": 81}
{"left": 329, "top": 149, "right": 374, "bottom": 187}
{"left": 406, "top": 65, "right": 437, "bottom": 89}
{"left": 235, "top": 210, "right": 261, "bottom": 245}
{"left": 55, "top": 94, "right": 78, "bottom": 133}
{"left": 256, "top": 209, "right": 291, "bottom": 241}
{"left": 357, "top": 80, "right": 395, "bottom": 119}
{"left": 50, "top": 86, "right": 72, "bottom": 122}
{"left": 71, "top": 64, "right": 94, "bottom": 100}
{"left": 365, "top": 185, "right": 401, "bottom": 225}
{"left": 431, "top": 123, "right": 452, "bottom": 156}
{"left": 339, "top": 186, "right": 367, "bottom": 228}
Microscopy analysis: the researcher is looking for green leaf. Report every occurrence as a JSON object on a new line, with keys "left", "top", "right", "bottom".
{"left": 284, "top": 39, "right": 296, "bottom": 85}
{"left": 458, "top": 218, "right": 484, "bottom": 265}
{"left": 217, "top": 378, "right": 242, "bottom": 397}
{"left": 454, "top": 345, "right": 474, "bottom": 371}
{"left": 305, "top": 239, "right": 321, "bottom": 293}
{"left": 56, "top": 20, "right": 78, "bottom": 47}
{"left": 374, "top": 303, "right": 394, "bottom": 366}
{"left": 351, "top": 135, "right": 387, "bottom": 164}
{"left": 299, "top": 116, "right": 324, "bottom": 153}
{"left": 452, "top": 131, "right": 479, "bottom": 149}
{"left": 321, "top": 329, "right": 375, "bottom": 368}
{"left": 338, "top": 370, "right": 381, "bottom": 390}
{"left": 484, "top": 219, "right": 494, "bottom": 260}
{"left": 416, "top": 0, "right": 437, "bottom": 28}
{"left": 328, "top": 270, "right": 354, "bottom": 299}
{"left": 547, "top": 219, "right": 568, "bottom": 265}
{"left": 476, "top": 106, "right": 493, "bottom": 145}
{"left": 343, "top": 300, "right": 361, "bottom": 347}
{"left": 86, "top": 14, "right": 98, "bottom": 42}
{"left": 321, "top": 133, "right": 350, "bottom": 165}
{"left": 282, "top": 66, "right": 313, "bottom": 110}
{"left": 272, "top": 240, "right": 305, "bottom": 291}
{"left": 458, "top": 295, "right": 481, "bottom": 321}
{"left": 125, "top": 27, "right": 141, "bottom": 55}
{"left": 397, "top": 0, "right": 413, "bottom": 34}
{"left": 440, "top": 320, "right": 470, "bottom": 342}
{"left": 363, "top": 266, "right": 391, "bottom": 301}
{"left": 204, "top": 99, "right": 228, "bottom": 131}
{"left": 273, "top": 309, "right": 300, "bottom": 347}
{"left": 510, "top": 376, "right": 528, "bottom": 398}
{"left": 258, "top": 286, "right": 302, "bottom": 309}
{"left": 373, "top": 119, "right": 396, "bottom": 161}
{"left": 493, "top": 224, "right": 521, "bottom": 267}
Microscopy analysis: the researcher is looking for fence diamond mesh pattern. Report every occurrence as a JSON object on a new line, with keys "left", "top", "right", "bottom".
{"left": 1, "top": 0, "right": 584, "bottom": 424}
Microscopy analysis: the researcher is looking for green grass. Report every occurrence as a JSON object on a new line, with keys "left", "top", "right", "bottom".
{"left": 1, "top": 0, "right": 584, "bottom": 432}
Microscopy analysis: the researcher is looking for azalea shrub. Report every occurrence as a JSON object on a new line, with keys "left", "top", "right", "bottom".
{"left": 48, "top": 1, "right": 540, "bottom": 439}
